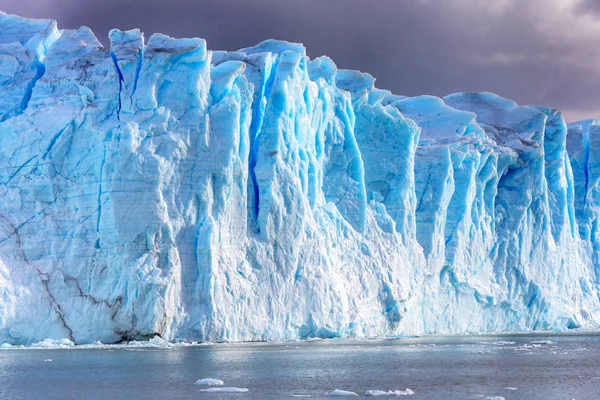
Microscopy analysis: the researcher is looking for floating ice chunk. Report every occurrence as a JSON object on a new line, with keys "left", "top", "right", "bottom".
{"left": 505, "top": 387, "right": 517, "bottom": 390}
{"left": 530, "top": 340, "right": 554, "bottom": 345}
{"left": 365, "top": 389, "right": 415, "bottom": 396}
{"left": 43, "top": 359, "right": 52, "bottom": 362}
{"left": 124, "top": 337, "right": 173, "bottom": 348}
{"left": 199, "top": 387, "right": 248, "bottom": 393}
{"left": 0, "top": 343, "right": 13, "bottom": 349}
{"left": 147, "top": 336, "right": 171, "bottom": 347}
{"left": 485, "top": 397, "right": 505, "bottom": 400}
{"left": 290, "top": 395, "right": 311, "bottom": 398}
{"left": 327, "top": 389, "right": 359, "bottom": 396}
{"left": 491, "top": 341, "right": 516, "bottom": 346}
{"left": 195, "top": 378, "right": 224, "bottom": 386}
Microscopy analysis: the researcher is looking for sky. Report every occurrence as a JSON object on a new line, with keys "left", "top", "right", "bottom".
{"left": 1, "top": 0, "right": 599, "bottom": 122}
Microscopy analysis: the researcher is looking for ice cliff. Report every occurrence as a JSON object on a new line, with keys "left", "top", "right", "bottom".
{"left": 1, "top": 12, "right": 599, "bottom": 344}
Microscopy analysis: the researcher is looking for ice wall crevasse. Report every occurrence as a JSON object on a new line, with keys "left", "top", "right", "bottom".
{"left": 0, "top": 12, "right": 599, "bottom": 344}
{"left": 568, "top": 120, "right": 600, "bottom": 286}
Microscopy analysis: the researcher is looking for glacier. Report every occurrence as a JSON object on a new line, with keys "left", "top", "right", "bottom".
{"left": 0, "top": 12, "right": 599, "bottom": 345}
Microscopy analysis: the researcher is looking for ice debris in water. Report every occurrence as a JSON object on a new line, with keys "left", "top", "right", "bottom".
{"left": 0, "top": 11, "right": 600, "bottom": 345}
{"left": 198, "top": 387, "right": 249, "bottom": 393}
{"left": 1, "top": 338, "right": 74, "bottom": 349}
{"left": 31, "top": 339, "right": 75, "bottom": 349}
{"left": 365, "top": 389, "right": 414, "bottom": 396}
{"left": 327, "top": 389, "right": 359, "bottom": 396}
{"left": 195, "top": 378, "right": 224, "bottom": 386}
{"left": 491, "top": 341, "right": 516, "bottom": 346}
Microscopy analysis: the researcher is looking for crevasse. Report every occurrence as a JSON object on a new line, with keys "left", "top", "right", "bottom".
{"left": 0, "top": 12, "right": 599, "bottom": 344}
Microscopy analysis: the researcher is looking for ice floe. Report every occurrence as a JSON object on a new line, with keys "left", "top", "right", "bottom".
{"left": 195, "top": 378, "right": 224, "bottom": 386}
{"left": 365, "top": 389, "right": 414, "bottom": 396}
{"left": 327, "top": 389, "right": 359, "bottom": 396}
{"left": 199, "top": 387, "right": 249, "bottom": 393}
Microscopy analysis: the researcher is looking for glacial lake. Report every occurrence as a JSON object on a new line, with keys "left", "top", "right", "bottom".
{"left": 1, "top": 333, "right": 599, "bottom": 399}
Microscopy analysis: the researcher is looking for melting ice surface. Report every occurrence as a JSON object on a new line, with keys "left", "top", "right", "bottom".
{"left": 1, "top": 11, "right": 600, "bottom": 345}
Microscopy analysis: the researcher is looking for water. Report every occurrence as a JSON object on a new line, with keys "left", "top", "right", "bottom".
{"left": 1, "top": 333, "right": 600, "bottom": 399}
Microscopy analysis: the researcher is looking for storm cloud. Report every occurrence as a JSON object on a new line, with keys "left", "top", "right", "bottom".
{"left": 0, "top": 0, "right": 598, "bottom": 121}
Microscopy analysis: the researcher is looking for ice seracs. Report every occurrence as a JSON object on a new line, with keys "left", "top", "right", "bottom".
{"left": 0, "top": 11, "right": 599, "bottom": 345}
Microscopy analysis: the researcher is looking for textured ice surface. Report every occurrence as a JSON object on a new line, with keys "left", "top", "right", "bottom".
{"left": 327, "top": 389, "right": 359, "bottom": 396}
{"left": 195, "top": 378, "right": 224, "bottom": 386}
{"left": 0, "top": 12, "right": 600, "bottom": 345}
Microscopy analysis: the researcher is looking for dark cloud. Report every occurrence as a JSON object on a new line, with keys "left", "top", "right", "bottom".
{"left": 0, "top": 0, "right": 598, "bottom": 121}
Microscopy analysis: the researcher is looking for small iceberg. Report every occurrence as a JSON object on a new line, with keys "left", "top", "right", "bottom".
{"left": 365, "top": 389, "right": 414, "bottom": 396}
{"left": 326, "top": 389, "right": 359, "bottom": 396}
{"left": 195, "top": 378, "right": 224, "bottom": 386}
{"left": 199, "top": 387, "right": 249, "bottom": 393}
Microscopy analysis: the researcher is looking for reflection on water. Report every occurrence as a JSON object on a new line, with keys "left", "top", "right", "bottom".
{"left": 1, "top": 333, "right": 600, "bottom": 399}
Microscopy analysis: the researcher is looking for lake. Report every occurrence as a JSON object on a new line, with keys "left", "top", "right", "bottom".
{"left": 1, "top": 333, "right": 599, "bottom": 399}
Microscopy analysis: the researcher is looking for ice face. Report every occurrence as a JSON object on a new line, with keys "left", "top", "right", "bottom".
{"left": 0, "top": 12, "right": 599, "bottom": 345}
{"left": 567, "top": 120, "right": 600, "bottom": 285}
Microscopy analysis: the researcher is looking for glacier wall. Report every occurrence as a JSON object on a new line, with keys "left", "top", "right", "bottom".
{"left": 0, "top": 12, "right": 599, "bottom": 344}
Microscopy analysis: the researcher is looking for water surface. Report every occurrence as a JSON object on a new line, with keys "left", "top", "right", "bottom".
{"left": 1, "top": 333, "right": 599, "bottom": 399}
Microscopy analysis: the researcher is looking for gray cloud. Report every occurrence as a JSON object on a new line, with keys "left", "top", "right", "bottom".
{"left": 576, "top": 0, "right": 600, "bottom": 16}
{"left": 0, "top": 0, "right": 598, "bottom": 121}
